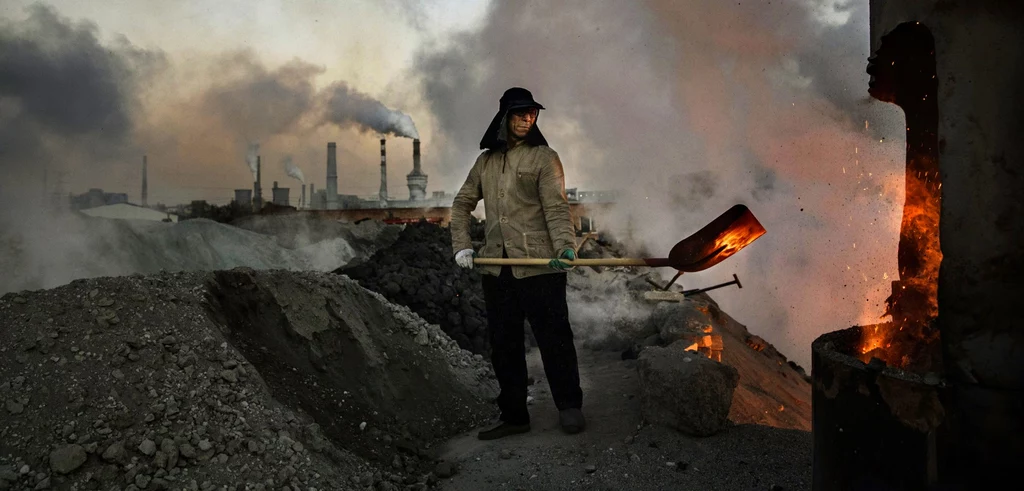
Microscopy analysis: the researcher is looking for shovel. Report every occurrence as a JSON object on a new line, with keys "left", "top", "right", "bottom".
{"left": 474, "top": 204, "right": 767, "bottom": 273}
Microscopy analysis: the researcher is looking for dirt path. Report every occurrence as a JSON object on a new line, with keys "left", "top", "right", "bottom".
{"left": 430, "top": 348, "right": 813, "bottom": 491}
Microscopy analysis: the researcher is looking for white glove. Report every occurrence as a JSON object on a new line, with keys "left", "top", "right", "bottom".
{"left": 455, "top": 249, "right": 475, "bottom": 269}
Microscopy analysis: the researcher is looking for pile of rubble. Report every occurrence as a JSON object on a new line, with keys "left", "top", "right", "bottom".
{"left": 336, "top": 221, "right": 491, "bottom": 355}
{"left": 0, "top": 269, "right": 497, "bottom": 491}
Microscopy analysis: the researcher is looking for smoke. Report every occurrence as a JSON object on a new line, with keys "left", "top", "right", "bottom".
{"left": 245, "top": 143, "right": 260, "bottom": 181}
{"left": 201, "top": 54, "right": 323, "bottom": 142}
{"left": 0, "top": 3, "right": 417, "bottom": 295}
{"left": 282, "top": 155, "right": 306, "bottom": 184}
{"left": 0, "top": 3, "right": 163, "bottom": 185}
{"left": 413, "top": 0, "right": 907, "bottom": 368}
{"left": 0, "top": 3, "right": 166, "bottom": 294}
{"left": 321, "top": 81, "right": 420, "bottom": 139}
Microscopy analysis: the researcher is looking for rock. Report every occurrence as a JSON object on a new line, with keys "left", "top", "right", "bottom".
{"left": 5, "top": 399, "right": 24, "bottom": 415}
{"left": 414, "top": 327, "right": 429, "bottom": 346}
{"left": 49, "top": 444, "right": 87, "bottom": 474}
{"left": 648, "top": 300, "right": 715, "bottom": 343}
{"left": 0, "top": 466, "right": 18, "bottom": 482}
{"left": 637, "top": 341, "right": 739, "bottom": 437}
{"left": 102, "top": 442, "right": 125, "bottom": 462}
{"left": 585, "top": 465, "right": 597, "bottom": 474}
{"left": 434, "top": 461, "right": 456, "bottom": 478}
{"left": 160, "top": 439, "right": 179, "bottom": 469}
{"left": 139, "top": 439, "right": 157, "bottom": 456}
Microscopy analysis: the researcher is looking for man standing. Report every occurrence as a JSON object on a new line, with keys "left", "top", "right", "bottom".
{"left": 450, "top": 87, "right": 585, "bottom": 440}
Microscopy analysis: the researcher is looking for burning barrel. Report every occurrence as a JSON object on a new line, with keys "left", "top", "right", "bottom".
{"left": 812, "top": 325, "right": 944, "bottom": 491}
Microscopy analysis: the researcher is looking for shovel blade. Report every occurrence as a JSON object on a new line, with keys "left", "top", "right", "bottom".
{"left": 668, "top": 204, "right": 767, "bottom": 272}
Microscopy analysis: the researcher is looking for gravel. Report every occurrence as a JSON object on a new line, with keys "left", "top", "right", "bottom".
{"left": 0, "top": 269, "right": 498, "bottom": 490}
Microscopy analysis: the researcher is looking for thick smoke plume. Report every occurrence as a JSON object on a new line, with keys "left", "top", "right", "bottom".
{"left": 414, "top": 0, "right": 907, "bottom": 368}
{"left": 0, "top": 3, "right": 164, "bottom": 294}
{"left": 283, "top": 156, "right": 305, "bottom": 184}
{"left": 322, "top": 82, "right": 420, "bottom": 139}
{"left": 0, "top": 3, "right": 161, "bottom": 186}
{"left": 246, "top": 143, "right": 260, "bottom": 181}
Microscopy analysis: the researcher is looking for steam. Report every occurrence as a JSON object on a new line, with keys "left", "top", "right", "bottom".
{"left": 245, "top": 143, "right": 260, "bottom": 181}
{"left": 413, "top": 0, "right": 907, "bottom": 368}
{"left": 283, "top": 156, "right": 305, "bottom": 184}
{"left": 322, "top": 82, "right": 420, "bottom": 139}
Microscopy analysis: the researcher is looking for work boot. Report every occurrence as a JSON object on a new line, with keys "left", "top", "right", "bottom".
{"left": 477, "top": 421, "right": 531, "bottom": 441}
{"left": 559, "top": 408, "right": 585, "bottom": 434}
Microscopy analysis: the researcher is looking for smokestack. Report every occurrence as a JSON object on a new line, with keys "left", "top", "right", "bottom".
{"left": 379, "top": 138, "right": 388, "bottom": 206}
{"left": 301, "top": 183, "right": 306, "bottom": 209}
{"left": 310, "top": 183, "right": 315, "bottom": 209}
{"left": 413, "top": 139, "right": 421, "bottom": 173}
{"left": 407, "top": 139, "right": 427, "bottom": 201}
{"left": 253, "top": 155, "right": 263, "bottom": 210}
{"left": 326, "top": 142, "right": 338, "bottom": 210}
{"left": 141, "top": 155, "right": 148, "bottom": 207}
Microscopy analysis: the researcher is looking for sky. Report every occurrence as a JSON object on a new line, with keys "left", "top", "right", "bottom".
{"left": 0, "top": 0, "right": 910, "bottom": 369}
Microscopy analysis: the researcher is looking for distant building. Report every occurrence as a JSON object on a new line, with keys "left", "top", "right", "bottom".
{"left": 79, "top": 203, "right": 179, "bottom": 223}
{"left": 69, "top": 188, "right": 129, "bottom": 210}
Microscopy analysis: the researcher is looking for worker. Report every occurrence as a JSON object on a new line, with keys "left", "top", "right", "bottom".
{"left": 450, "top": 87, "right": 585, "bottom": 440}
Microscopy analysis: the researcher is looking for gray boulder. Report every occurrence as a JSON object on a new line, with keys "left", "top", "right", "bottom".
{"left": 647, "top": 299, "right": 716, "bottom": 344}
{"left": 637, "top": 341, "right": 739, "bottom": 436}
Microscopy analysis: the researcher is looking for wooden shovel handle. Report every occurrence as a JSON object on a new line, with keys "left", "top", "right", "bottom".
{"left": 473, "top": 257, "right": 672, "bottom": 267}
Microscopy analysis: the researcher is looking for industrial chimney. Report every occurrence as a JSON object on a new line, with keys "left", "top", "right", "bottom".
{"left": 253, "top": 155, "right": 263, "bottom": 210}
{"left": 141, "top": 155, "right": 148, "bottom": 207}
{"left": 301, "top": 183, "right": 306, "bottom": 209}
{"left": 379, "top": 138, "right": 388, "bottom": 206}
{"left": 326, "top": 142, "right": 338, "bottom": 210}
{"left": 407, "top": 139, "right": 427, "bottom": 200}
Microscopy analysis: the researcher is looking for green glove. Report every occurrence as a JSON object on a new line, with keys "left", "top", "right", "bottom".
{"left": 548, "top": 249, "right": 576, "bottom": 271}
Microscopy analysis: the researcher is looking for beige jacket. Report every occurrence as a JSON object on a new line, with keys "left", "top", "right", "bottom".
{"left": 450, "top": 144, "right": 577, "bottom": 279}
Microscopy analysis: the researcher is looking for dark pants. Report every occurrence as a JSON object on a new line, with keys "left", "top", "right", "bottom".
{"left": 482, "top": 266, "right": 583, "bottom": 425}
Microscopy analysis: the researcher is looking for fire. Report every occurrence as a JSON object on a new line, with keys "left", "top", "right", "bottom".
{"left": 858, "top": 21, "right": 941, "bottom": 372}
{"left": 857, "top": 159, "right": 942, "bottom": 370}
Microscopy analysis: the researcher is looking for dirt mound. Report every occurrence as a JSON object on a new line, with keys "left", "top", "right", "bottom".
{"left": 231, "top": 214, "right": 402, "bottom": 259}
{"left": 563, "top": 265, "right": 812, "bottom": 430}
{"left": 0, "top": 270, "right": 496, "bottom": 490}
{"left": 0, "top": 213, "right": 361, "bottom": 296}
{"left": 336, "top": 222, "right": 492, "bottom": 355}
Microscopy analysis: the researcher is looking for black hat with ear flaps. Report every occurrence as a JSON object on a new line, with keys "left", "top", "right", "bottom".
{"left": 479, "top": 87, "right": 548, "bottom": 150}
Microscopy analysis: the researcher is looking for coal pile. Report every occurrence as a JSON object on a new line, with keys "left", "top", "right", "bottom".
{"left": 0, "top": 270, "right": 495, "bottom": 491}
{"left": 336, "top": 220, "right": 492, "bottom": 355}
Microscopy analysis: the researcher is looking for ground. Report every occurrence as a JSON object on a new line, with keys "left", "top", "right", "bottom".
{"left": 432, "top": 349, "right": 812, "bottom": 491}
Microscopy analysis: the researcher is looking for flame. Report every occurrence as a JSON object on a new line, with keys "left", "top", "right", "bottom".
{"left": 857, "top": 157, "right": 942, "bottom": 370}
